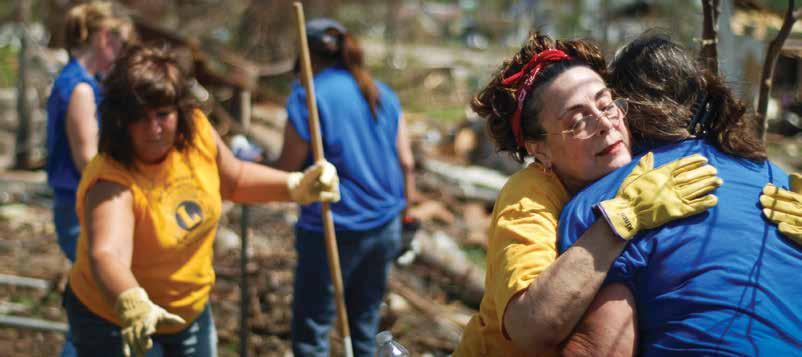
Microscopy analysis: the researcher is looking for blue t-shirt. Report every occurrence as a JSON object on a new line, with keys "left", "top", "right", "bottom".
{"left": 286, "top": 66, "right": 405, "bottom": 232}
{"left": 558, "top": 139, "right": 802, "bottom": 356}
{"left": 46, "top": 58, "right": 101, "bottom": 204}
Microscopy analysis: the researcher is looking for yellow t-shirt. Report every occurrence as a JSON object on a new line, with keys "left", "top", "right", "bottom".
{"left": 454, "top": 164, "right": 570, "bottom": 357}
{"left": 69, "top": 110, "right": 222, "bottom": 334}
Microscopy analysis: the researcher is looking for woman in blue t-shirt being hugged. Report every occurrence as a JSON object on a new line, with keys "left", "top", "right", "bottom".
{"left": 275, "top": 18, "right": 415, "bottom": 357}
{"left": 46, "top": 1, "right": 133, "bottom": 263}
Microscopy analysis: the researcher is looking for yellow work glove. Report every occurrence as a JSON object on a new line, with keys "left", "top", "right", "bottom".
{"left": 596, "top": 152, "right": 723, "bottom": 240}
{"left": 116, "top": 287, "right": 186, "bottom": 357}
{"left": 287, "top": 160, "right": 340, "bottom": 204}
{"left": 761, "top": 173, "right": 802, "bottom": 246}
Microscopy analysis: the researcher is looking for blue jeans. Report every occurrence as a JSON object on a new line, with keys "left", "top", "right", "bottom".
{"left": 53, "top": 199, "right": 79, "bottom": 357}
{"left": 63, "top": 285, "right": 217, "bottom": 357}
{"left": 291, "top": 216, "right": 401, "bottom": 357}
{"left": 53, "top": 199, "right": 80, "bottom": 262}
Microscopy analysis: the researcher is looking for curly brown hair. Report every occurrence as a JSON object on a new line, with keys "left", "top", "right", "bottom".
{"left": 471, "top": 32, "right": 607, "bottom": 163}
{"left": 99, "top": 45, "right": 197, "bottom": 166}
{"left": 610, "top": 33, "right": 765, "bottom": 161}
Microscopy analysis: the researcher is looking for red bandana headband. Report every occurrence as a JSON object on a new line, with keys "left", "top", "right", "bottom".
{"left": 501, "top": 49, "right": 572, "bottom": 148}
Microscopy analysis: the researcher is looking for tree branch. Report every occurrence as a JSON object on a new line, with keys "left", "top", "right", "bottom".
{"left": 700, "top": 0, "right": 720, "bottom": 72}
{"left": 758, "top": 0, "right": 799, "bottom": 140}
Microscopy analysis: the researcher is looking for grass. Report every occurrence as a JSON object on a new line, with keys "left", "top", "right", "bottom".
{"left": 419, "top": 106, "right": 466, "bottom": 123}
{"left": 0, "top": 45, "right": 18, "bottom": 88}
{"left": 462, "top": 245, "right": 486, "bottom": 270}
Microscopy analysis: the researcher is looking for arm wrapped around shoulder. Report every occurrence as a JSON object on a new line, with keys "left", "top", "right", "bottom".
{"left": 595, "top": 152, "right": 723, "bottom": 240}
{"left": 561, "top": 283, "right": 638, "bottom": 357}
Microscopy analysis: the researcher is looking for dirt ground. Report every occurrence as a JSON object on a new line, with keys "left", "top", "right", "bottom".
{"left": 0, "top": 194, "right": 467, "bottom": 356}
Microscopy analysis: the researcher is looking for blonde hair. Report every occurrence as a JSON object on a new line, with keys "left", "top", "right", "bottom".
{"left": 65, "top": 1, "right": 128, "bottom": 55}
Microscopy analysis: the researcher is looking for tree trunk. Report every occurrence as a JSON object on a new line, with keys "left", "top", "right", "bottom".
{"left": 757, "top": 0, "right": 801, "bottom": 140}
{"left": 700, "top": 0, "right": 720, "bottom": 73}
{"left": 14, "top": 0, "right": 31, "bottom": 170}
{"left": 384, "top": 0, "right": 403, "bottom": 67}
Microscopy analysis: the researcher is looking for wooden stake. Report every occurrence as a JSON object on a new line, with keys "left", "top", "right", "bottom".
{"left": 292, "top": 3, "right": 353, "bottom": 357}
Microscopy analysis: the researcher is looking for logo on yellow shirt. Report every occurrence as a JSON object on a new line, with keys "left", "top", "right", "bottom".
{"left": 155, "top": 175, "right": 217, "bottom": 247}
{"left": 176, "top": 201, "right": 203, "bottom": 231}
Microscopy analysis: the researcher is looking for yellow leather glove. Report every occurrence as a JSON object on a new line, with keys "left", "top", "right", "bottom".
{"left": 116, "top": 287, "right": 186, "bottom": 357}
{"left": 761, "top": 173, "right": 802, "bottom": 245}
{"left": 596, "top": 152, "right": 723, "bottom": 240}
{"left": 287, "top": 160, "right": 340, "bottom": 204}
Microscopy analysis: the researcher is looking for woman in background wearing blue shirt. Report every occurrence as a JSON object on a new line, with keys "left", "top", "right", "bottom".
{"left": 45, "top": 4, "right": 132, "bottom": 355}
{"left": 275, "top": 18, "right": 415, "bottom": 357}
{"left": 47, "top": 1, "right": 133, "bottom": 262}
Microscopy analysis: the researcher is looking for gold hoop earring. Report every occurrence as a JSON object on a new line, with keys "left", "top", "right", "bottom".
{"left": 538, "top": 160, "right": 552, "bottom": 172}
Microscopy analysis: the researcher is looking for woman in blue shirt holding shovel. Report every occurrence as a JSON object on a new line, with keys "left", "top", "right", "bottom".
{"left": 276, "top": 18, "right": 415, "bottom": 357}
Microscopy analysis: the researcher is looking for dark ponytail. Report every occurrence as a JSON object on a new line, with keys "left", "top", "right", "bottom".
{"left": 340, "top": 34, "right": 380, "bottom": 118}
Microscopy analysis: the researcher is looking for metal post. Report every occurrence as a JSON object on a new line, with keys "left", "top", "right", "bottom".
{"left": 239, "top": 88, "right": 252, "bottom": 357}
{"left": 239, "top": 204, "right": 250, "bottom": 357}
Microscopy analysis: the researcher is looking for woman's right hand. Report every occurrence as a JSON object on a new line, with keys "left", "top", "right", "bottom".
{"left": 116, "top": 287, "right": 185, "bottom": 357}
{"left": 596, "top": 152, "right": 723, "bottom": 240}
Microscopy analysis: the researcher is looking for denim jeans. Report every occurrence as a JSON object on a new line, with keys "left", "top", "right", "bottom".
{"left": 53, "top": 199, "right": 79, "bottom": 263}
{"left": 53, "top": 199, "right": 79, "bottom": 357}
{"left": 63, "top": 285, "right": 217, "bottom": 357}
{"left": 291, "top": 216, "right": 401, "bottom": 357}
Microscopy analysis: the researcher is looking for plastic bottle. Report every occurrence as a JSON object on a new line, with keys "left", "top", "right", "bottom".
{"left": 375, "top": 330, "right": 409, "bottom": 357}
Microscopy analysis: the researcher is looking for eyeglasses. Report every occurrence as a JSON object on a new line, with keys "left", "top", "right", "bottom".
{"left": 543, "top": 98, "right": 628, "bottom": 140}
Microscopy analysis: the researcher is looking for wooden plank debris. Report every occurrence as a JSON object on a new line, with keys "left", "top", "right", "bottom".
{"left": 0, "top": 274, "right": 50, "bottom": 290}
{"left": 0, "top": 315, "right": 67, "bottom": 333}
{"left": 421, "top": 159, "right": 507, "bottom": 203}
{"left": 413, "top": 230, "right": 485, "bottom": 307}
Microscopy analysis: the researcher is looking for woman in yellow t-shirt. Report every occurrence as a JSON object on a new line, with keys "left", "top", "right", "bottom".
{"left": 63, "top": 45, "right": 340, "bottom": 357}
{"left": 454, "top": 33, "right": 723, "bottom": 356}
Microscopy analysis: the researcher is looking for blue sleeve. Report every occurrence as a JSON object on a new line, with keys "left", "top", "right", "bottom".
{"left": 286, "top": 82, "right": 311, "bottom": 142}
{"left": 604, "top": 237, "right": 650, "bottom": 291}
{"left": 382, "top": 84, "right": 402, "bottom": 118}
{"left": 557, "top": 197, "right": 597, "bottom": 253}
{"left": 557, "top": 162, "right": 651, "bottom": 291}
{"left": 557, "top": 156, "right": 642, "bottom": 253}
{"left": 561, "top": 141, "right": 712, "bottom": 288}
{"left": 377, "top": 83, "right": 402, "bottom": 135}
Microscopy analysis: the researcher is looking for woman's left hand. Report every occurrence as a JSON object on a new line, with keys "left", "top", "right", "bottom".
{"left": 287, "top": 160, "right": 341, "bottom": 204}
{"left": 761, "top": 173, "right": 802, "bottom": 245}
